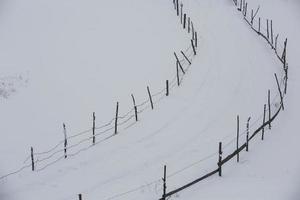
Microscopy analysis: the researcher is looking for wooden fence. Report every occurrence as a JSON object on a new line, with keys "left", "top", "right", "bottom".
{"left": 0, "top": 0, "right": 198, "bottom": 181}
{"left": 158, "top": 0, "right": 289, "bottom": 199}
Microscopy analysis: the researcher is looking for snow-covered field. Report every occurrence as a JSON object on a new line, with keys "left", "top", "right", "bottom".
{"left": 0, "top": 0, "right": 299, "bottom": 199}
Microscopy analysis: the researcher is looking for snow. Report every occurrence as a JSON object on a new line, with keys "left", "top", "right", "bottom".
{"left": 0, "top": 0, "right": 299, "bottom": 199}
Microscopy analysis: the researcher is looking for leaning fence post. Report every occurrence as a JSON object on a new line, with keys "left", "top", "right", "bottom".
{"left": 275, "top": 34, "right": 279, "bottom": 52}
{"left": 78, "top": 194, "right": 82, "bottom": 200}
{"left": 246, "top": 117, "right": 251, "bottom": 152}
{"left": 147, "top": 86, "right": 154, "bottom": 110}
{"left": 166, "top": 80, "right": 169, "bottom": 96}
{"left": 31, "top": 147, "right": 35, "bottom": 171}
{"left": 275, "top": 73, "right": 284, "bottom": 110}
{"left": 268, "top": 90, "right": 271, "bottom": 129}
{"left": 63, "top": 123, "right": 67, "bottom": 158}
{"left": 114, "top": 102, "right": 119, "bottom": 135}
{"left": 237, "top": 115, "right": 240, "bottom": 162}
{"left": 174, "top": 52, "right": 185, "bottom": 74}
{"left": 176, "top": 61, "right": 180, "bottom": 86}
{"left": 161, "top": 165, "right": 167, "bottom": 200}
{"left": 181, "top": 51, "right": 191, "bottom": 65}
{"left": 191, "top": 40, "right": 196, "bottom": 56}
{"left": 92, "top": 112, "right": 96, "bottom": 145}
{"left": 218, "top": 142, "right": 222, "bottom": 177}
{"left": 131, "top": 94, "right": 138, "bottom": 122}
{"left": 262, "top": 104, "right": 266, "bottom": 140}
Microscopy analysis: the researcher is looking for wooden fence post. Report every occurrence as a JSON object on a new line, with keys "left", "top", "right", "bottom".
{"left": 63, "top": 123, "right": 67, "bottom": 158}
{"left": 237, "top": 115, "right": 240, "bottom": 162}
{"left": 218, "top": 142, "right": 222, "bottom": 177}
{"left": 174, "top": 52, "right": 185, "bottom": 74}
{"left": 188, "top": 17, "right": 191, "bottom": 33}
{"left": 246, "top": 117, "right": 251, "bottom": 151}
{"left": 275, "top": 73, "right": 284, "bottom": 110}
{"left": 181, "top": 51, "right": 191, "bottom": 65}
{"left": 166, "top": 80, "right": 169, "bottom": 96}
{"left": 183, "top": 14, "right": 187, "bottom": 29}
{"left": 114, "top": 102, "right": 119, "bottom": 135}
{"left": 275, "top": 34, "right": 279, "bottom": 52}
{"left": 195, "top": 32, "right": 198, "bottom": 48}
{"left": 180, "top": 3, "right": 183, "bottom": 24}
{"left": 271, "top": 20, "right": 274, "bottom": 46}
{"left": 176, "top": 61, "right": 180, "bottom": 86}
{"left": 268, "top": 90, "right": 271, "bottom": 129}
{"left": 162, "top": 165, "right": 167, "bottom": 200}
{"left": 267, "top": 19, "right": 269, "bottom": 40}
{"left": 191, "top": 40, "right": 196, "bottom": 56}
{"left": 238, "top": 0, "right": 242, "bottom": 11}
{"left": 251, "top": 9, "right": 254, "bottom": 25}
{"left": 191, "top": 21, "right": 195, "bottom": 40}
{"left": 131, "top": 94, "right": 138, "bottom": 122}
{"left": 31, "top": 147, "right": 34, "bottom": 171}
{"left": 147, "top": 86, "right": 154, "bottom": 110}
{"left": 244, "top": 3, "right": 248, "bottom": 17}
{"left": 92, "top": 112, "right": 96, "bottom": 145}
{"left": 78, "top": 194, "right": 82, "bottom": 200}
{"left": 262, "top": 104, "right": 266, "bottom": 140}
{"left": 176, "top": 0, "right": 179, "bottom": 16}
{"left": 258, "top": 17, "right": 261, "bottom": 34}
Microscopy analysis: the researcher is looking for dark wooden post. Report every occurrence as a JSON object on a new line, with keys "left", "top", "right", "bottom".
{"left": 267, "top": 19, "right": 269, "bottom": 40}
{"left": 275, "top": 34, "right": 279, "bottom": 52}
{"left": 271, "top": 20, "right": 274, "bottom": 46}
{"left": 147, "top": 86, "right": 154, "bottom": 110}
{"left": 176, "top": 61, "right": 180, "bottom": 86}
{"left": 63, "top": 123, "right": 67, "bottom": 158}
{"left": 180, "top": 3, "right": 183, "bottom": 24}
{"left": 237, "top": 115, "right": 240, "bottom": 162}
{"left": 174, "top": 52, "right": 185, "bottom": 74}
{"left": 31, "top": 147, "right": 35, "bottom": 171}
{"left": 78, "top": 194, "right": 82, "bottom": 200}
{"left": 251, "top": 9, "right": 254, "bottom": 25}
{"left": 183, "top": 14, "right": 187, "bottom": 29}
{"left": 258, "top": 17, "right": 261, "bottom": 34}
{"left": 282, "top": 38, "right": 287, "bottom": 62}
{"left": 176, "top": 0, "right": 179, "bottom": 16}
{"left": 275, "top": 73, "right": 284, "bottom": 110}
{"left": 246, "top": 117, "right": 251, "bottom": 152}
{"left": 195, "top": 32, "right": 198, "bottom": 48}
{"left": 162, "top": 165, "right": 167, "bottom": 200}
{"left": 239, "top": 0, "right": 242, "bottom": 11}
{"left": 284, "top": 64, "right": 288, "bottom": 95}
{"left": 268, "top": 90, "right": 271, "bottom": 129}
{"left": 131, "top": 94, "right": 138, "bottom": 122}
{"left": 262, "top": 104, "right": 266, "bottom": 140}
{"left": 244, "top": 3, "right": 248, "bottom": 17}
{"left": 92, "top": 112, "right": 96, "bottom": 145}
{"left": 218, "top": 142, "right": 222, "bottom": 177}
{"left": 191, "top": 21, "right": 195, "bottom": 40}
{"left": 181, "top": 51, "right": 191, "bottom": 65}
{"left": 188, "top": 17, "right": 191, "bottom": 33}
{"left": 166, "top": 80, "right": 169, "bottom": 96}
{"left": 191, "top": 40, "right": 196, "bottom": 56}
{"left": 114, "top": 102, "right": 119, "bottom": 135}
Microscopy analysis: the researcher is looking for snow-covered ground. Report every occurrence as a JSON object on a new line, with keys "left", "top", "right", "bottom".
{"left": 0, "top": 0, "right": 299, "bottom": 199}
